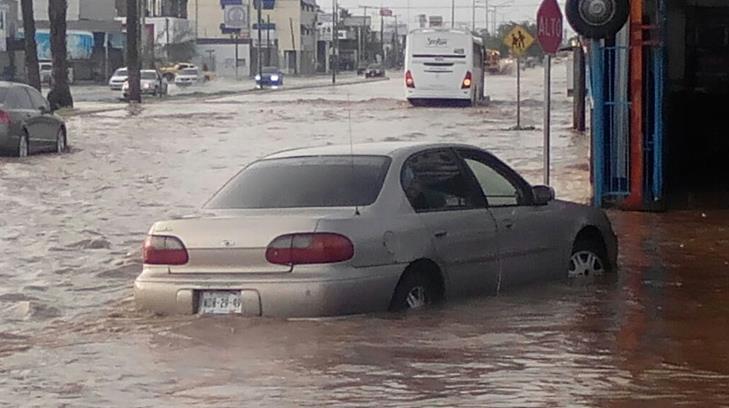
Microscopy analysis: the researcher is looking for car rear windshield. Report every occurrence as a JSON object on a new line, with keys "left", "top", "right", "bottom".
{"left": 114, "top": 68, "right": 127, "bottom": 75}
{"left": 206, "top": 155, "right": 391, "bottom": 209}
{"left": 141, "top": 71, "right": 157, "bottom": 79}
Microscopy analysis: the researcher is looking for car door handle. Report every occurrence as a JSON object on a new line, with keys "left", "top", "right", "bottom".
{"left": 434, "top": 230, "right": 448, "bottom": 238}
{"left": 503, "top": 219, "right": 515, "bottom": 229}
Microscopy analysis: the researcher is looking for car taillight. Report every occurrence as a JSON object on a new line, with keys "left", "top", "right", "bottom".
{"left": 266, "top": 233, "right": 354, "bottom": 265}
{"left": 405, "top": 70, "right": 415, "bottom": 88}
{"left": 143, "top": 235, "right": 189, "bottom": 265}
{"left": 462, "top": 71, "right": 472, "bottom": 89}
{"left": 0, "top": 110, "right": 10, "bottom": 125}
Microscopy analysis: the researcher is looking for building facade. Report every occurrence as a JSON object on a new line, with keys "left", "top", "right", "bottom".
{"left": 187, "top": 0, "right": 251, "bottom": 78}
{"left": 17, "top": 0, "right": 123, "bottom": 82}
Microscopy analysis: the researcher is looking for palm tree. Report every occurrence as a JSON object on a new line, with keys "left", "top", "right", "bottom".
{"left": 20, "top": 0, "right": 41, "bottom": 91}
{"left": 126, "top": 0, "right": 141, "bottom": 102}
{"left": 48, "top": 0, "right": 74, "bottom": 109}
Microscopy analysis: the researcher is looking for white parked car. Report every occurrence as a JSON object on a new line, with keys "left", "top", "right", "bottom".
{"left": 174, "top": 67, "right": 203, "bottom": 87}
{"left": 108, "top": 67, "right": 128, "bottom": 90}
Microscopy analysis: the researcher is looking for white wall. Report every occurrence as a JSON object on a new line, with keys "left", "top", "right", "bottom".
{"left": 20, "top": 0, "right": 115, "bottom": 21}
{"left": 194, "top": 42, "right": 250, "bottom": 78}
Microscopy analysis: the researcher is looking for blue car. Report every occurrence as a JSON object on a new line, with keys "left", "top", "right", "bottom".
{"left": 255, "top": 66, "right": 284, "bottom": 89}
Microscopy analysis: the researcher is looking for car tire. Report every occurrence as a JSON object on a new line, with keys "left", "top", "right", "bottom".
{"left": 568, "top": 237, "right": 608, "bottom": 278}
{"left": 17, "top": 132, "right": 29, "bottom": 157}
{"left": 565, "top": 0, "right": 629, "bottom": 39}
{"left": 389, "top": 269, "right": 438, "bottom": 311}
{"left": 56, "top": 128, "right": 67, "bottom": 153}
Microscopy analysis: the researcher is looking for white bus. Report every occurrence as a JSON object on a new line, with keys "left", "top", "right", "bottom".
{"left": 404, "top": 29, "right": 485, "bottom": 106}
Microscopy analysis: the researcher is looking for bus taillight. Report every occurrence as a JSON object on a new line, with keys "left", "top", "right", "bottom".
{"left": 461, "top": 71, "right": 472, "bottom": 89}
{"left": 405, "top": 70, "right": 415, "bottom": 88}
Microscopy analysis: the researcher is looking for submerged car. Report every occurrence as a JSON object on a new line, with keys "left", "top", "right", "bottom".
{"left": 108, "top": 67, "right": 128, "bottom": 90}
{"left": 134, "top": 142, "right": 617, "bottom": 317}
{"left": 255, "top": 67, "right": 283, "bottom": 88}
{"left": 174, "top": 67, "right": 203, "bottom": 87}
{"left": 0, "top": 82, "right": 68, "bottom": 157}
{"left": 365, "top": 64, "right": 385, "bottom": 78}
{"left": 121, "top": 70, "right": 168, "bottom": 98}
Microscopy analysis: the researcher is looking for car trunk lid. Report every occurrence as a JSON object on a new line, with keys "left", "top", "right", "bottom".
{"left": 151, "top": 212, "right": 338, "bottom": 274}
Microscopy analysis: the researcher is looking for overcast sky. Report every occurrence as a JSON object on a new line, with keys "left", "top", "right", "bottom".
{"left": 334, "top": 0, "right": 568, "bottom": 30}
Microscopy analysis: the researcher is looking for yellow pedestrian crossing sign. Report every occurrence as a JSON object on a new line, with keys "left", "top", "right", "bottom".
{"left": 503, "top": 25, "right": 534, "bottom": 56}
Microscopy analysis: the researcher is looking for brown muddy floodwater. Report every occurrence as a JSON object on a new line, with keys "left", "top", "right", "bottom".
{"left": 1, "top": 70, "right": 728, "bottom": 406}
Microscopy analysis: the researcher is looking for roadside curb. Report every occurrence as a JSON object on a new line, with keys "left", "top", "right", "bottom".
{"left": 61, "top": 77, "right": 391, "bottom": 118}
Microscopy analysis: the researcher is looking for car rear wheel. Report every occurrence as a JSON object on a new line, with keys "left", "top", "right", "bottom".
{"left": 568, "top": 239, "right": 607, "bottom": 278}
{"left": 389, "top": 269, "right": 438, "bottom": 311}
{"left": 56, "top": 128, "right": 67, "bottom": 153}
{"left": 17, "top": 133, "right": 29, "bottom": 157}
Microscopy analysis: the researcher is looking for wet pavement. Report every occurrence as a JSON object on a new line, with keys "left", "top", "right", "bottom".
{"left": 1, "top": 64, "right": 728, "bottom": 406}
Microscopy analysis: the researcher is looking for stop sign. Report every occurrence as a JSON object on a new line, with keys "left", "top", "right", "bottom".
{"left": 537, "top": 0, "right": 564, "bottom": 54}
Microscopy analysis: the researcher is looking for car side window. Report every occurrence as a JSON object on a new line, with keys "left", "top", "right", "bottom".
{"left": 9, "top": 88, "right": 33, "bottom": 109}
{"left": 458, "top": 151, "right": 528, "bottom": 207}
{"left": 401, "top": 149, "right": 482, "bottom": 212}
{"left": 25, "top": 88, "right": 49, "bottom": 111}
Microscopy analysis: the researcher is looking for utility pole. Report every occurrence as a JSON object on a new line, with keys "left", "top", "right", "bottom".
{"left": 361, "top": 6, "right": 368, "bottom": 64}
{"left": 451, "top": 0, "right": 455, "bottom": 28}
{"left": 257, "top": 0, "right": 262, "bottom": 77}
{"left": 266, "top": 15, "right": 271, "bottom": 66}
{"left": 394, "top": 15, "right": 399, "bottom": 67}
{"left": 472, "top": 0, "right": 476, "bottom": 31}
{"left": 484, "top": 0, "right": 489, "bottom": 33}
{"left": 380, "top": 11, "right": 384, "bottom": 65}
{"left": 332, "top": 0, "right": 337, "bottom": 84}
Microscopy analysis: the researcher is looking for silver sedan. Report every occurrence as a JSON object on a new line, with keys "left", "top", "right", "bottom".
{"left": 134, "top": 142, "right": 618, "bottom": 317}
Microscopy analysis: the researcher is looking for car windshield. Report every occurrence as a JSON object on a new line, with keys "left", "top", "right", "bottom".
{"left": 140, "top": 71, "right": 158, "bottom": 80}
{"left": 114, "top": 68, "right": 127, "bottom": 76}
{"left": 262, "top": 67, "right": 279, "bottom": 74}
{"left": 205, "top": 155, "right": 391, "bottom": 209}
{"left": 181, "top": 68, "right": 198, "bottom": 75}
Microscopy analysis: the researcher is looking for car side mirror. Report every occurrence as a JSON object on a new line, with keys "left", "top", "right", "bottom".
{"left": 532, "top": 185, "right": 555, "bottom": 205}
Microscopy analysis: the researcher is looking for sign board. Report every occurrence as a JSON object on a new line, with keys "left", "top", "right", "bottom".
{"left": 317, "top": 21, "right": 333, "bottom": 41}
{"left": 380, "top": 8, "right": 393, "bottom": 17}
{"left": 536, "top": 0, "right": 563, "bottom": 54}
{"left": 224, "top": 5, "right": 247, "bottom": 30}
{"left": 503, "top": 25, "right": 534, "bottom": 56}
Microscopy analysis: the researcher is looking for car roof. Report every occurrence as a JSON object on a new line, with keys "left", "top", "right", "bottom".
{"left": 264, "top": 142, "right": 482, "bottom": 160}
{"left": 0, "top": 81, "right": 32, "bottom": 89}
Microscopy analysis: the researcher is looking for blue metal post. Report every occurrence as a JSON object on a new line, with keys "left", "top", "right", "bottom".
{"left": 652, "top": 0, "right": 665, "bottom": 202}
{"left": 590, "top": 39, "right": 605, "bottom": 207}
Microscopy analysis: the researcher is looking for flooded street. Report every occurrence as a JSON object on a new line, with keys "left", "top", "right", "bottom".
{"left": 1, "top": 66, "right": 728, "bottom": 406}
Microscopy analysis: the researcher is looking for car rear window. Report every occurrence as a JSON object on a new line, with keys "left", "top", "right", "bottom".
{"left": 141, "top": 71, "right": 157, "bottom": 79}
{"left": 206, "top": 155, "right": 391, "bottom": 209}
{"left": 114, "top": 68, "right": 127, "bottom": 75}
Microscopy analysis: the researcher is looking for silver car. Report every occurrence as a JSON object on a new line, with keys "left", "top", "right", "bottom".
{"left": 134, "top": 142, "right": 617, "bottom": 317}
{"left": 0, "top": 82, "right": 68, "bottom": 157}
{"left": 174, "top": 67, "right": 203, "bottom": 87}
{"left": 121, "top": 70, "right": 168, "bottom": 98}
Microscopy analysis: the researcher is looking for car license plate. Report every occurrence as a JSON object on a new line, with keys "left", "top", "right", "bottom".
{"left": 199, "top": 291, "right": 243, "bottom": 315}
